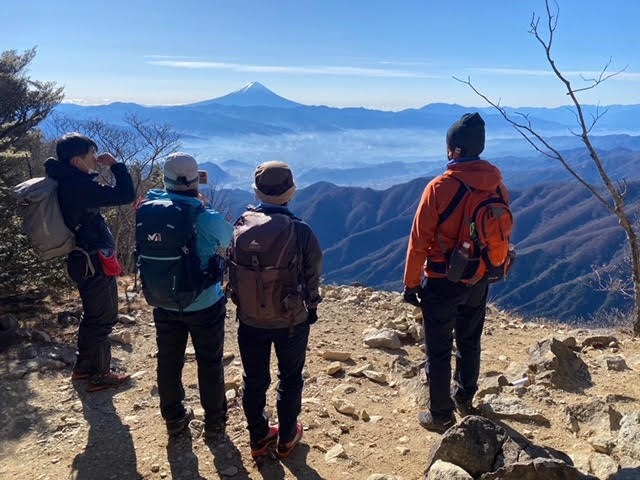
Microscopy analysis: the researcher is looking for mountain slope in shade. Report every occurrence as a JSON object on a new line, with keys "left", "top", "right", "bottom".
{"left": 189, "top": 81, "right": 302, "bottom": 109}
{"left": 222, "top": 174, "right": 639, "bottom": 323}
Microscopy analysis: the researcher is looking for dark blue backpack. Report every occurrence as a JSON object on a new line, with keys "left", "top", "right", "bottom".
{"left": 135, "top": 198, "right": 220, "bottom": 311}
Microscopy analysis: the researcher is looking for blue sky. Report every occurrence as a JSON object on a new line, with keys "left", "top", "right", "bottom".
{"left": 5, "top": 0, "right": 639, "bottom": 110}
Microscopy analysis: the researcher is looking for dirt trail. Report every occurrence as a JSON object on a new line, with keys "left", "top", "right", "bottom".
{"left": 1, "top": 282, "right": 639, "bottom": 479}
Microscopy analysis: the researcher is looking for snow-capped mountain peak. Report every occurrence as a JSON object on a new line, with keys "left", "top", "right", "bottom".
{"left": 192, "top": 81, "right": 302, "bottom": 109}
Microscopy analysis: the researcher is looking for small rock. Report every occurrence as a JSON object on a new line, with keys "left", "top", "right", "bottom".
{"left": 117, "top": 314, "right": 136, "bottom": 324}
{"left": 589, "top": 452, "right": 620, "bottom": 480}
{"left": 322, "top": 351, "right": 352, "bottom": 361}
{"left": 130, "top": 370, "right": 146, "bottom": 380}
{"left": 426, "top": 459, "right": 473, "bottom": 479}
{"left": 109, "top": 330, "right": 133, "bottom": 345}
{"left": 604, "top": 355, "right": 629, "bottom": 371}
{"left": 347, "top": 363, "right": 373, "bottom": 377}
{"left": 333, "top": 384, "right": 356, "bottom": 395}
{"left": 332, "top": 398, "right": 356, "bottom": 416}
{"left": 363, "top": 370, "right": 387, "bottom": 384}
{"left": 327, "top": 362, "right": 343, "bottom": 376}
{"left": 363, "top": 328, "right": 402, "bottom": 350}
{"left": 325, "top": 444, "right": 346, "bottom": 462}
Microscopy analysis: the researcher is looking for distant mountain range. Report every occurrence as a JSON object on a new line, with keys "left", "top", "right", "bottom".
{"left": 222, "top": 173, "right": 639, "bottom": 323}
{"left": 46, "top": 81, "right": 640, "bottom": 323}
{"left": 46, "top": 81, "right": 640, "bottom": 138}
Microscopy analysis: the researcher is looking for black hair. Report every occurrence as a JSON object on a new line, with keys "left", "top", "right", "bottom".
{"left": 56, "top": 132, "right": 98, "bottom": 163}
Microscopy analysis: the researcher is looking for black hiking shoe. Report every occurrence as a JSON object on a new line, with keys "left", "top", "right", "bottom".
{"left": 452, "top": 393, "right": 477, "bottom": 417}
{"left": 418, "top": 411, "right": 455, "bottom": 433}
{"left": 204, "top": 423, "right": 227, "bottom": 443}
{"left": 166, "top": 406, "right": 195, "bottom": 436}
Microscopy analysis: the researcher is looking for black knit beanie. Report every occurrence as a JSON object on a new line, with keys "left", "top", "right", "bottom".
{"left": 446, "top": 112, "right": 485, "bottom": 157}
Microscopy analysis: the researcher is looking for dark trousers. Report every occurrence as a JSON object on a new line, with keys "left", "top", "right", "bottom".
{"left": 238, "top": 321, "right": 310, "bottom": 444}
{"left": 420, "top": 277, "right": 488, "bottom": 418}
{"left": 67, "top": 251, "right": 118, "bottom": 375}
{"left": 153, "top": 299, "right": 227, "bottom": 426}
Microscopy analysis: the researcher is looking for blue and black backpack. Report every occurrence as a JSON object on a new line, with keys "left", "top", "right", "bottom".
{"left": 135, "top": 198, "right": 222, "bottom": 311}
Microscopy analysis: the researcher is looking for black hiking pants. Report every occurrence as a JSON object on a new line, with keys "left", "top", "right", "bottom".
{"left": 420, "top": 277, "right": 488, "bottom": 419}
{"left": 67, "top": 251, "right": 118, "bottom": 375}
{"left": 238, "top": 321, "right": 310, "bottom": 444}
{"left": 153, "top": 298, "right": 227, "bottom": 428}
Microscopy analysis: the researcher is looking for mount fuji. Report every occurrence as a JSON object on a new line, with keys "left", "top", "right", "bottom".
{"left": 189, "top": 81, "right": 302, "bottom": 109}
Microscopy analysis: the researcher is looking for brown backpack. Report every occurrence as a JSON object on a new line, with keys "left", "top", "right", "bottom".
{"left": 228, "top": 209, "right": 303, "bottom": 323}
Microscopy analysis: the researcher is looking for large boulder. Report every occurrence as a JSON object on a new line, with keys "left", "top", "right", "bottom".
{"left": 528, "top": 337, "right": 591, "bottom": 392}
{"left": 616, "top": 412, "right": 640, "bottom": 460}
{"left": 479, "top": 458, "right": 596, "bottom": 480}
{"left": 426, "top": 416, "right": 507, "bottom": 477}
{"left": 426, "top": 415, "right": 591, "bottom": 479}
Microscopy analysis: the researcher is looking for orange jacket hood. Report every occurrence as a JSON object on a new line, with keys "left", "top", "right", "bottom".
{"left": 445, "top": 159, "right": 504, "bottom": 190}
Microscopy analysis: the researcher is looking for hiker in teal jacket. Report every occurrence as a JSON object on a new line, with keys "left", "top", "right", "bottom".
{"left": 141, "top": 153, "right": 233, "bottom": 441}
{"left": 144, "top": 188, "right": 232, "bottom": 311}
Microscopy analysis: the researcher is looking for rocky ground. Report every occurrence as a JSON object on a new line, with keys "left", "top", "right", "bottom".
{"left": 1, "top": 280, "right": 640, "bottom": 480}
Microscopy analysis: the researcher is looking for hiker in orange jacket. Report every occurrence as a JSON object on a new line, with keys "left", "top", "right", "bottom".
{"left": 403, "top": 112, "right": 510, "bottom": 432}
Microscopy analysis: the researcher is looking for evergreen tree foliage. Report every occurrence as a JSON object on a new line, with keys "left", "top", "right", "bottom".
{"left": 0, "top": 48, "right": 68, "bottom": 298}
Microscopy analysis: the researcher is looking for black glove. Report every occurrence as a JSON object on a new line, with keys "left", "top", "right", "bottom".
{"left": 403, "top": 286, "right": 421, "bottom": 307}
{"left": 307, "top": 309, "right": 318, "bottom": 325}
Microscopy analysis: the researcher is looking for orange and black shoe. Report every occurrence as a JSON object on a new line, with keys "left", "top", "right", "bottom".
{"left": 86, "top": 371, "right": 130, "bottom": 392}
{"left": 250, "top": 425, "right": 279, "bottom": 458}
{"left": 276, "top": 422, "right": 303, "bottom": 459}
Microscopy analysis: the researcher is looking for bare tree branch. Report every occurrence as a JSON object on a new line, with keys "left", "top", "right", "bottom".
{"left": 457, "top": 0, "right": 640, "bottom": 333}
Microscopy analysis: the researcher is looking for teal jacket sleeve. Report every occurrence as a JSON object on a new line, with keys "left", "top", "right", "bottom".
{"left": 196, "top": 209, "right": 234, "bottom": 266}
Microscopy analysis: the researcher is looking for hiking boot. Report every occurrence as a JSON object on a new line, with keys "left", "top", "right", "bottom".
{"left": 452, "top": 393, "right": 477, "bottom": 417}
{"left": 85, "top": 371, "right": 130, "bottom": 392}
{"left": 204, "top": 423, "right": 227, "bottom": 443}
{"left": 166, "top": 406, "right": 195, "bottom": 436}
{"left": 276, "top": 422, "right": 303, "bottom": 459}
{"left": 250, "top": 425, "right": 279, "bottom": 458}
{"left": 71, "top": 369, "right": 91, "bottom": 380}
{"left": 417, "top": 411, "right": 455, "bottom": 433}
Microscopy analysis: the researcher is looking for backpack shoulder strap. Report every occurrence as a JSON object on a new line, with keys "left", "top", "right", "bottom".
{"left": 438, "top": 175, "right": 471, "bottom": 225}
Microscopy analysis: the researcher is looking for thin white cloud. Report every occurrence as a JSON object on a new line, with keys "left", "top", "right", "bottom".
{"left": 378, "top": 60, "right": 434, "bottom": 67}
{"left": 147, "top": 59, "right": 446, "bottom": 79}
{"left": 144, "top": 54, "right": 202, "bottom": 60}
{"left": 472, "top": 67, "right": 640, "bottom": 81}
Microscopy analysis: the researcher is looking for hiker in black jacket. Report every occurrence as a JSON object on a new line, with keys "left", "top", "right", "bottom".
{"left": 44, "top": 132, "right": 136, "bottom": 392}
{"left": 229, "top": 161, "right": 322, "bottom": 459}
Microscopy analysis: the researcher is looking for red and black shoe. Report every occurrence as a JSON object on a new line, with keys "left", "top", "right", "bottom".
{"left": 276, "top": 422, "right": 303, "bottom": 459}
{"left": 71, "top": 369, "right": 91, "bottom": 380}
{"left": 86, "top": 371, "right": 130, "bottom": 392}
{"left": 250, "top": 425, "right": 279, "bottom": 458}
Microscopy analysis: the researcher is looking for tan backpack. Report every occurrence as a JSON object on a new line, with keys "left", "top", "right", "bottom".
{"left": 12, "top": 177, "right": 76, "bottom": 259}
{"left": 228, "top": 210, "right": 303, "bottom": 322}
